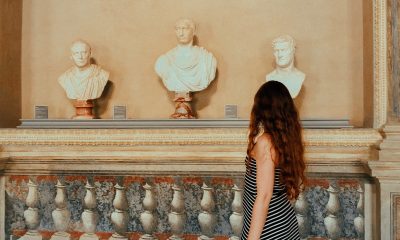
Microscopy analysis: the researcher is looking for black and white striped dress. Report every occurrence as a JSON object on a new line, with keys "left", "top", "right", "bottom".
{"left": 241, "top": 156, "right": 300, "bottom": 240}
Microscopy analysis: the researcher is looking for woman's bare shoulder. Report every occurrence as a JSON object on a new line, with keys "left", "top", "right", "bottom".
{"left": 254, "top": 133, "right": 272, "bottom": 148}
{"left": 253, "top": 133, "right": 277, "bottom": 164}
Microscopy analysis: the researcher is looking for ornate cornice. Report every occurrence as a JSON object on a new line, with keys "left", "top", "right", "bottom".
{"left": 0, "top": 128, "right": 382, "bottom": 147}
{"left": 368, "top": 160, "right": 400, "bottom": 180}
{"left": 304, "top": 128, "right": 382, "bottom": 147}
{"left": 373, "top": 0, "right": 389, "bottom": 128}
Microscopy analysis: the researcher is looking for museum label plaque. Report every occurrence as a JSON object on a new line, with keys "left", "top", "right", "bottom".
{"left": 34, "top": 106, "right": 48, "bottom": 119}
{"left": 113, "top": 105, "right": 127, "bottom": 120}
{"left": 225, "top": 104, "right": 238, "bottom": 119}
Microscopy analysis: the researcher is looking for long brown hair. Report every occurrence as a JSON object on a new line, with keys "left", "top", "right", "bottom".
{"left": 247, "top": 81, "right": 306, "bottom": 200}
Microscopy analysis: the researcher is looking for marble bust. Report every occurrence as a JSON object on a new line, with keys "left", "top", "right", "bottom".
{"left": 58, "top": 40, "right": 109, "bottom": 100}
{"left": 155, "top": 18, "right": 217, "bottom": 93}
{"left": 154, "top": 18, "right": 217, "bottom": 118}
{"left": 266, "top": 35, "right": 305, "bottom": 98}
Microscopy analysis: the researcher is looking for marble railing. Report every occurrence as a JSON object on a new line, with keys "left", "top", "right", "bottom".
{"left": 6, "top": 175, "right": 366, "bottom": 240}
{"left": 0, "top": 128, "right": 381, "bottom": 240}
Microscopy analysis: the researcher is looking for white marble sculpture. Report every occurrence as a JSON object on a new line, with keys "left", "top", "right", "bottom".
{"left": 58, "top": 40, "right": 109, "bottom": 119}
{"left": 58, "top": 40, "right": 109, "bottom": 101}
{"left": 155, "top": 18, "right": 217, "bottom": 118}
{"left": 266, "top": 35, "right": 305, "bottom": 98}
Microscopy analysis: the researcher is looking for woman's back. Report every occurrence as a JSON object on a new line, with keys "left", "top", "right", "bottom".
{"left": 241, "top": 156, "right": 300, "bottom": 240}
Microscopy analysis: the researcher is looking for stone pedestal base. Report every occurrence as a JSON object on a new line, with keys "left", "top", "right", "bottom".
{"left": 198, "top": 235, "right": 214, "bottom": 240}
{"left": 168, "top": 234, "right": 183, "bottom": 240}
{"left": 19, "top": 231, "right": 43, "bottom": 240}
{"left": 109, "top": 233, "right": 128, "bottom": 240}
{"left": 73, "top": 100, "right": 94, "bottom": 119}
{"left": 171, "top": 92, "right": 194, "bottom": 119}
{"left": 80, "top": 233, "right": 99, "bottom": 240}
{"left": 139, "top": 234, "right": 157, "bottom": 240}
{"left": 50, "top": 232, "right": 71, "bottom": 240}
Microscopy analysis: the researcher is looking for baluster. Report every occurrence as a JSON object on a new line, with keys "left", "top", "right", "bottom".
{"left": 20, "top": 178, "right": 42, "bottom": 240}
{"left": 354, "top": 185, "right": 364, "bottom": 239}
{"left": 198, "top": 182, "right": 216, "bottom": 240}
{"left": 80, "top": 178, "right": 99, "bottom": 240}
{"left": 229, "top": 184, "right": 243, "bottom": 240}
{"left": 110, "top": 183, "right": 129, "bottom": 240}
{"left": 324, "top": 184, "right": 341, "bottom": 240}
{"left": 51, "top": 179, "right": 71, "bottom": 240}
{"left": 294, "top": 190, "right": 309, "bottom": 240}
{"left": 140, "top": 182, "right": 158, "bottom": 240}
{"left": 168, "top": 183, "right": 186, "bottom": 240}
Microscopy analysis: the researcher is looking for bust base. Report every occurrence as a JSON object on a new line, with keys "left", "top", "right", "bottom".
{"left": 171, "top": 92, "right": 195, "bottom": 119}
{"left": 73, "top": 100, "right": 94, "bottom": 120}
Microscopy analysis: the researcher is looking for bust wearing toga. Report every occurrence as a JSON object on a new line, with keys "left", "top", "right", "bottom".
{"left": 155, "top": 18, "right": 217, "bottom": 118}
{"left": 58, "top": 40, "right": 109, "bottom": 101}
{"left": 58, "top": 40, "right": 109, "bottom": 119}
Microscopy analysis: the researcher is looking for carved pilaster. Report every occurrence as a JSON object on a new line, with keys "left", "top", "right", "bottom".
{"left": 369, "top": 124, "right": 400, "bottom": 240}
{"left": 373, "top": 0, "right": 388, "bottom": 128}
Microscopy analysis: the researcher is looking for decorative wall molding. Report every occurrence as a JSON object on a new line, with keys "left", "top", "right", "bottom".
{"left": 373, "top": 0, "right": 389, "bottom": 128}
{"left": 0, "top": 128, "right": 381, "bottom": 176}
{"left": 0, "top": 128, "right": 382, "bottom": 147}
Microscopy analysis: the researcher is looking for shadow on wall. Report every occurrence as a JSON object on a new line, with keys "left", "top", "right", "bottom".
{"left": 88, "top": 57, "right": 114, "bottom": 119}
{"left": 294, "top": 86, "right": 305, "bottom": 112}
{"left": 192, "top": 69, "right": 219, "bottom": 118}
{"left": 94, "top": 81, "right": 114, "bottom": 119}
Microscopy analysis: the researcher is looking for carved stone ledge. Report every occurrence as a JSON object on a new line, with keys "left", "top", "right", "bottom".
{"left": 368, "top": 161, "right": 400, "bottom": 181}
{"left": 0, "top": 155, "right": 8, "bottom": 173}
{"left": 0, "top": 128, "right": 381, "bottom": 176}
{"left": 0, "top": 128, "right": 382, "bottom": 147}
{"left": 379, "top": 125, "right": 400, "bottom": 160}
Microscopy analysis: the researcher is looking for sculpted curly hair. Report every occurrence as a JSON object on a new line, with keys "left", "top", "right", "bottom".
{"left": 247, "top": 81, "right": 306, "bottom": 200}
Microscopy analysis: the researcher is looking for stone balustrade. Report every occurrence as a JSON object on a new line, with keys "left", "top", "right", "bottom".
{"left": 5, "top": 175, "right": 366, "bottom": 240}
{"left": 0, "top": 128, "right": 380, "bottom": 239}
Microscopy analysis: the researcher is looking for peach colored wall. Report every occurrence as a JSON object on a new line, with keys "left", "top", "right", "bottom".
{"left": 21, "top": 0, "right": 370, "bottom": 126}
{"left": 0, "top": 0, "right": 22, "bottom": 127}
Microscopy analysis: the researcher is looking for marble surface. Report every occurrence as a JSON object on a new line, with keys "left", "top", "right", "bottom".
{"left": 5, "top": 175, "right": 362, "bottom": 239}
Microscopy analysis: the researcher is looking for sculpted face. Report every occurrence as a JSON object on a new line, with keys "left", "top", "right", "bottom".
{"left": 175, "top": 20, "right": 195, "bottom": 45}
{"left": 70, "top": 42, "right": 91, "bottom": 69}
{"left": 273, "top": 41, "right": 294, "bottom": 68}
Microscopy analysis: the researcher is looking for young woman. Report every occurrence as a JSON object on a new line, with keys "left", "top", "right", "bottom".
{"left": 241, "top": 81, "right": 306, "bottom": 240}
